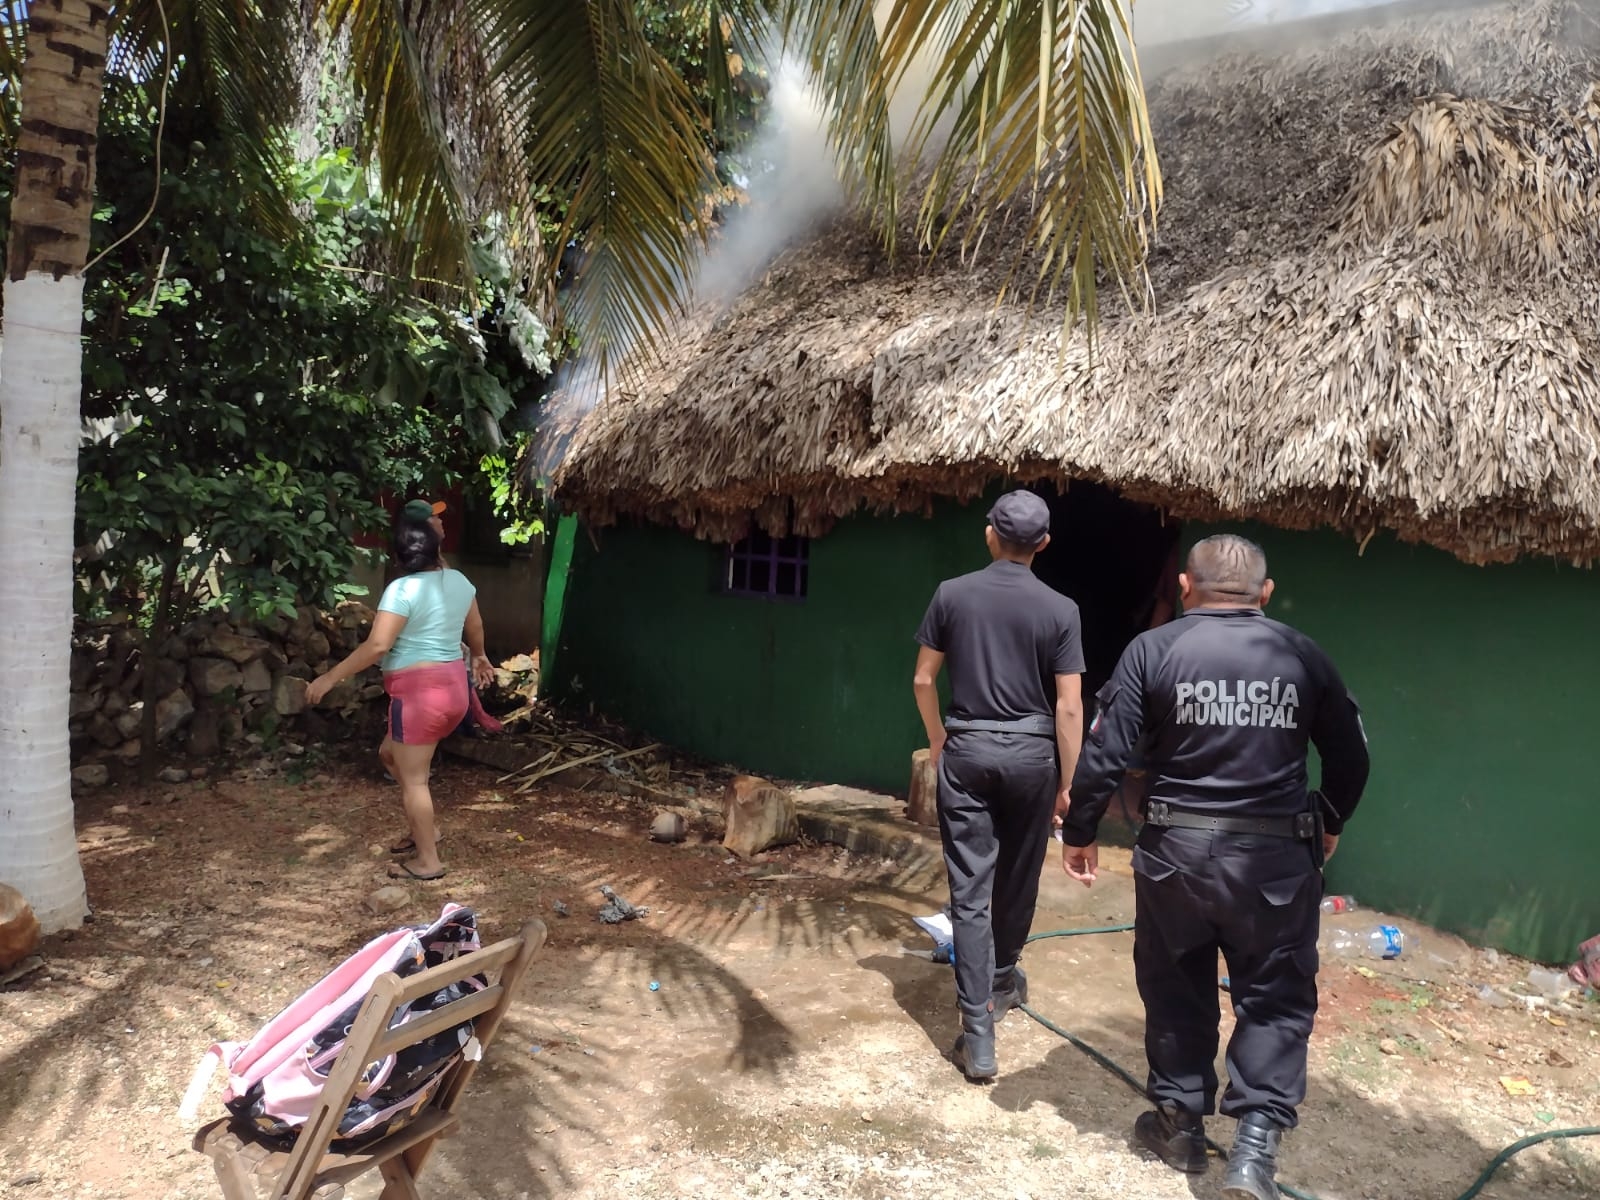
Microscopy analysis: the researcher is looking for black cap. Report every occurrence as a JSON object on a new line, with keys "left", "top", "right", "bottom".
{"left": 988, "top": 490, "right": 1050, "bottom": 548}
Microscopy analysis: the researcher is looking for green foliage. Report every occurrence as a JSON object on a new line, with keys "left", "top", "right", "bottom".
{"left": 637, "top": 0, "right": 769, "bottom": 182}
{"left": 479, "top": 432, "right": 547, "bottom": 547}
{"left": 479, "top": 0, "right": 1159, "bottom": 379}
{"left": 63, "top": 78, "right": 549, "bottom": 633}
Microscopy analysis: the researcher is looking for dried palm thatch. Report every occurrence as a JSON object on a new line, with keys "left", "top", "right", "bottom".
{"left": 551, "top": 0, "right": 1600, "bottom": 565}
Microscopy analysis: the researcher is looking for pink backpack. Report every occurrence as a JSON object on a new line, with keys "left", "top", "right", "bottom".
{"left": 179, "top": 904, "right": 485, "bottom": 1143}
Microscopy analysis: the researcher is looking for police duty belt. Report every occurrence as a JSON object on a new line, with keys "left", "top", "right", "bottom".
{"left": 943, "top": 715, "right": 1056, "bottom": 737}
{"left": 1144, "top": 800, "right": 1316, "bottom": 841}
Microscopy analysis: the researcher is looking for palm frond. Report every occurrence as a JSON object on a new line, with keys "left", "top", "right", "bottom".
{"left": 322, "top": 0, "right": 484, "bottom": 295}
{"left": 703, "top": 0, "right": 772, "bottom": 145}
{"left": 115, "top": 0, "right": 300, "bottom": 228}
{"left": 878, "top": 0, "right": 1160, "bottom": 336}
{"left": 301, "top": 3, "right": 553, "bottom": 315}
{"left": 771, "top": 0, "right": 899, "bottom": 250}
{"left": 405, "top": 4, "right": 549, "bottom": 308}
{"left": 480, "top": 0, "right": 723, "bottom": 381}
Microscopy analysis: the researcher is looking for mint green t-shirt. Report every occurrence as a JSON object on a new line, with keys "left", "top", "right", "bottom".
{"left": 377, "top": 568, "right": 477, "bottom": 672}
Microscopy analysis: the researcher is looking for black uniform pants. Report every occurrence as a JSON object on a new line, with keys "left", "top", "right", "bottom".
{"left": 936, "top": 730, "right": 1057, "bottom": 1026}
{"left": 1132, "top": 825, "right": 1320, "bottom": 1129}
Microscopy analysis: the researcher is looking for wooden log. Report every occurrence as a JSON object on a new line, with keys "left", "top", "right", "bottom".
{"left": 722, "top": 775, "right": 798, "bottom": 857}
{"left": 907, "top": 749, "right": 939, "bottom": 828}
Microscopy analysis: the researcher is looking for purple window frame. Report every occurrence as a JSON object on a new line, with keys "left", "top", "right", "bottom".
{"left": 722, "top": 533, "right": 810, "bottom": 600}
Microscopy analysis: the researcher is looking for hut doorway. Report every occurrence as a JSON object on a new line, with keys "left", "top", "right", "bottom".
{"left": 1028, "top": 481, "right": 1182, "bottom": 716}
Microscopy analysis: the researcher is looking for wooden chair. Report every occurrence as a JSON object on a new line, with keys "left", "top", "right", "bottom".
{"left": 194, "top": 918, "right": 547, "bottom": 1200}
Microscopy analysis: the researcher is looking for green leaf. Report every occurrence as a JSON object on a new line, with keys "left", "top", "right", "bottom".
{"left": 481, "top": 0, "right": 722, "bottom": 378}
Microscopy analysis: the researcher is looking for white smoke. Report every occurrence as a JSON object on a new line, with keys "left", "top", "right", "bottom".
{"left": 530, "top": 0, "right": 1482, "bottom": 482}
{"left": 692, "top": 60, "right": 842, "bottom": 307}
{"left": 1136, "top": 0, "right": 1500, "bottom": 53}
{"left": 527, "top": 55, "right": 844, "bottom": 483}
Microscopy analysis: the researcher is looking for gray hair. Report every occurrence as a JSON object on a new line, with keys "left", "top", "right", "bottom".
{"left": 1186, "top": 534, "right": 1268, "bottom": 598}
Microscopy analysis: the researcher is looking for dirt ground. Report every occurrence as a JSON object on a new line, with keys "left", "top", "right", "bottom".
{"left": 2, "top": 745, "right": 1597, "bottom": 1200}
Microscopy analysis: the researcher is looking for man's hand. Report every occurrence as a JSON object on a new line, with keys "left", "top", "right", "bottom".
{"left": 1052, "top": 785, "right": 1071, "bottom": 831}
{"left": 1322, "top": 833, "right": 1339, "bottom": 863}
{"left": 306, "top": 674, "right": 334, "bottom": 706}
{"left": 1063, "top": 841, "right": 1098, "bottom": 886}
{"left": 471, "top": 655, "right": 496, "bottom": 689}
{"left": 928, "top": 731, "right": 948, "bottom": 768}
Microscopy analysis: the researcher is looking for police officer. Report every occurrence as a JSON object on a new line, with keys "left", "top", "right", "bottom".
{"left": 1059, "top": 534, "right": 1369, "bottom": 1200}
{"left": 912, "top": 490, "right": 1085, "bottom": 1081}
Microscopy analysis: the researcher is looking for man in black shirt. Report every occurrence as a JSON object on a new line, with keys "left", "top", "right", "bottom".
{"left": 1061, "top": 534, "right": 1369, "bottom": 1200}
{"left": 913, "top": 490, "right": 1085, "bottom": 1082}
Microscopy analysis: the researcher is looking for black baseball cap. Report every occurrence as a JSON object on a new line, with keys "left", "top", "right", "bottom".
{"left": 988, "top": 490, "right": 1050, "bottom": 547}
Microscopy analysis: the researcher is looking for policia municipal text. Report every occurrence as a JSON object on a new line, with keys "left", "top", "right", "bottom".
{"left": 1062, "top": 534, "right": 1371, "bottom": 1200}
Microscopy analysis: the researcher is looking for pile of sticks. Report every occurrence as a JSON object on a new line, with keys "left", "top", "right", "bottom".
{"left": 492, "top": 715, "right": 663, "bottom": 796}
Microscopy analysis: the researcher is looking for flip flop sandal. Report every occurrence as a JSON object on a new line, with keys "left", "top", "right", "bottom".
{"left": 388, "top": 835, "right": 445, "bottom": 856}
{"left": 388, "top": 861, "right": 447, "bottom": 881}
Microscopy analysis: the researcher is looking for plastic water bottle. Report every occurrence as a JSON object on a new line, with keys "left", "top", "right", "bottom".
{"left": 1327, "top": 928, "right": 1359, "bottom": 956}
{"left": 1330, "top": 924, "right": 1405, "bottom": 960}
{"left": 1526, "top": 966, "right": 1577, "bottom": 999}
{"left": 1320, "top": 895, "right": 1358, "bottom": 915}
{"left": 1366, "top": 924, "right": 1405, "bottom": 960}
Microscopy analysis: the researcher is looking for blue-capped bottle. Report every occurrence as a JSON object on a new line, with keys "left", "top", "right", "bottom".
{"left": 1366, "top": 924, "right": 1405, "bottom": 960}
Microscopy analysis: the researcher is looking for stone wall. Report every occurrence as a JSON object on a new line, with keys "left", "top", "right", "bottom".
{"left": 69, "top": 601, "right": 386, "bottom": 780}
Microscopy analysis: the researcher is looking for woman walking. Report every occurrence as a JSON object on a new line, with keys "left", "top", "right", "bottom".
{"left": 308, "top": 503, "right": 495, "bottom": 880}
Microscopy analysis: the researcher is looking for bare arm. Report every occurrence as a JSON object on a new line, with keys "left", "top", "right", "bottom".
{"left": 1054, "top": 672, "right": 1083, "bottom": 821}
{"left": 1060, "top": 643, "right": 1147, "bottom": 885}
{"left": 463, "top": 599, "right": 495, "bottom": 687}
{"left": 913, "top": 646, "right": 947, "bottom": 765}
{"left": 307, "top": 610, "right": 405, "bottom": 704}
{"left": 463, "top": 598, "right": 487, "bottom": 659}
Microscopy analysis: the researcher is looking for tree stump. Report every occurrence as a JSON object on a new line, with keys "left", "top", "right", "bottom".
{"left": 722, "top": 775, "right": 797, "bottom": 857}
{"left": 0, "top": 883, "right": 41, "bottom": 971}
{"left": 907, "top": 749, "right": 939, "bottom": 827}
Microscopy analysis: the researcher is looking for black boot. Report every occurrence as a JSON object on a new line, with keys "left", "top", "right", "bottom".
{"left": 992, "top": 965, "right": 1029, "bottom": 1019}
{"left": 1221, "top": 1113, "right": 1283, "bottom": 1200}
{"left": 1132, "top": 1103, "right": 1208, "bottom": 1174}
{"left": 950, "top": 1014, "right": 998, "bottom": 1082}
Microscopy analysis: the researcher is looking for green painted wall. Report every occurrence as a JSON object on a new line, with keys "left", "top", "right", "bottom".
{"left": 551, "top": 497, "right": 988, "bottom": 788}
{"left": 552, "top": 503, "right": 1600, "bottom": 964}
{"left": 1222, "top": 523, "right": 1600, "bottom": 967}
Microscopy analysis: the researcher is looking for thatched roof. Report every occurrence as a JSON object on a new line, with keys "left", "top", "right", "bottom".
{"left": 550, "top": 0, "right": 1600, "bottom": 565}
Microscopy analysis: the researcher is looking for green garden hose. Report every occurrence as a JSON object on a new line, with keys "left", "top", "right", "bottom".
{"left": 1018, "top": 924, "right": 1599, "bottom": 1200}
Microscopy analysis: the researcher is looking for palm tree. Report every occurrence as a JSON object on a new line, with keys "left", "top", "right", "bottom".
{"left": 0, "top": 0, "right": 1158, "bottom": 931}
{"left": 498, "top": 0, "right": 1160, "bottom": 366}
{"left": 0, "top": 0, "right": 115, "bottom": 933}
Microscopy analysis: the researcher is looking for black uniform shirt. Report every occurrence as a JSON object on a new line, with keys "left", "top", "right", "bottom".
{"left": 916, "top": 561, "right": 1085, "bottom": 722}
{"left": 1063, "top": 607, "right": 1370, "bottom": 845}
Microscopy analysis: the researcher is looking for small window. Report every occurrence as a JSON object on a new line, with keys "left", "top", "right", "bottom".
{"left": 723, "top": 532, "right": 809, "bottom": 599}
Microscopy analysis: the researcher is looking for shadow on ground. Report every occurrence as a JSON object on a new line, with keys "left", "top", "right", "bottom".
{"left": 4, "top": 758, "right": 1597, "bottom": 1199}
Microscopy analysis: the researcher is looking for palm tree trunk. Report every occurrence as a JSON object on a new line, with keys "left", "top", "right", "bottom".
{"left": 0, "top": 1, "right": 110, "bottom": 932}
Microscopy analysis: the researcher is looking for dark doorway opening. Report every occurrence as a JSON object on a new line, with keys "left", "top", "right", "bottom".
{"left": 1028, "top": 480, "right": 1182, "bottom": 715}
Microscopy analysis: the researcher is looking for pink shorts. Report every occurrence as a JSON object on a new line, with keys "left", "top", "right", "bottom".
{"left": 383, "top": 662, "right": 469, "bottom": 745}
